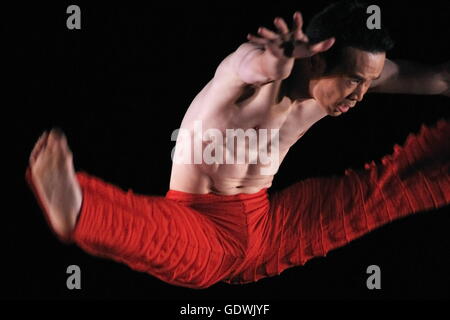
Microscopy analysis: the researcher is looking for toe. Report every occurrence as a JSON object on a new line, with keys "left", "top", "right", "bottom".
{"left": 58, "top": 131, "right": 69, "bottom": 150}
{"left": 48, "top": 128, "right": 62, "bottom": 144}
{"left": 47, "top": 128, "right": 66, "bottom": 152}
{"left": 48, "top": 129, "right": 74, "bottom": 163}
{"left": 30, "top": 131, "right": 49, "bottom": 165}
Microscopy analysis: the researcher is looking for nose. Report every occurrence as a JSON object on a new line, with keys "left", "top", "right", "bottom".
{"left": 351, "top": 84, "right": 369, "bottom": 102}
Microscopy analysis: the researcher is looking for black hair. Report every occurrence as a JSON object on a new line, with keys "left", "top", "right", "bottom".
{"left": 305, "top": 0, "right": 394, "bottom": 72}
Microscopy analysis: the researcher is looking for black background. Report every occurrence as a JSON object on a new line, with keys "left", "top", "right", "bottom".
{"left": 4, "top": 0, "right": 449, "bottom": 304}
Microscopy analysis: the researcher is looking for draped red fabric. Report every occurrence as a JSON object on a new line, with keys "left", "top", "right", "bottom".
{"left": 69, "top": 119, "right": 449, "bottom": 289}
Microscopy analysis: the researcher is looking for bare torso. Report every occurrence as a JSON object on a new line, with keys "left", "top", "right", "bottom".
{"left": 169, "top": 62, "right": 327, "bottom": 195}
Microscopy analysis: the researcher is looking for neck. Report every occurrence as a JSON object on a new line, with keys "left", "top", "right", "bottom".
{"left": 279, "top": 58, "right": 328, "bottom": 126}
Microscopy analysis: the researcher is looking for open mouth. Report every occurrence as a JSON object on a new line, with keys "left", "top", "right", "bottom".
{"left": 337, "top": 104, "right": 350, "bottom": 113}
{"left": 336, "top": 101, "right": 356, "bottom": 113}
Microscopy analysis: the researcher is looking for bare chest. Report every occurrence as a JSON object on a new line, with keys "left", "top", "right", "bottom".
{"left": 181, "top": 82, "right": 312, "bottom": 151}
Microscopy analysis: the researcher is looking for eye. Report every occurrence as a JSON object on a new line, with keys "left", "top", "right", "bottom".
{"left": 349, "top": 78, "right": 362, "bottom": 85}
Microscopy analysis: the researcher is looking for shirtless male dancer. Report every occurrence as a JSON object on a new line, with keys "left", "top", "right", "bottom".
{"left": 26, "top": 1, "right": 449, "bottom": 289}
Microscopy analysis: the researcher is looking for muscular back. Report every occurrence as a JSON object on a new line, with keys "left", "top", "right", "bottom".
{"left": 169, "top": 43, "right": 319, "bottom": 195}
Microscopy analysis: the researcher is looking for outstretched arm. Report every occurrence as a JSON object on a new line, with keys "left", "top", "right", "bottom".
{"left": 369, "top": 59, "right": 450, "bottom": 96}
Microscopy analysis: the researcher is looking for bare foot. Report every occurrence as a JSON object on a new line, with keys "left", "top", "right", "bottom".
{"left": 28, "top": 129, "right": 82, "bottom": 241}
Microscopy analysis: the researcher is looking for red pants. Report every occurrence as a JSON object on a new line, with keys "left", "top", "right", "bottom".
{"left": 70, "top": 119, "right": 449, "bottom": 289}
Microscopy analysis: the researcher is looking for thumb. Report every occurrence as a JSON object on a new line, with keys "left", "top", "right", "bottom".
{"left": 308, "top": 37, "right": 335, "bottom": 55}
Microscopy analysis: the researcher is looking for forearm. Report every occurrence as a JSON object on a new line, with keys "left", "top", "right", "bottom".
{"left": 257, "top": 47, "right": 295, "bottom": 81}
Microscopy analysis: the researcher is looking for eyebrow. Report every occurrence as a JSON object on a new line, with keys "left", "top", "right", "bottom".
{"left": 348, "top": 73, "right": 381, "bottom": 81}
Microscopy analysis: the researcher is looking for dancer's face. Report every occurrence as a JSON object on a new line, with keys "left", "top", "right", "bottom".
{"left": 310, "top": 47, "right": 386, "bottom": 117}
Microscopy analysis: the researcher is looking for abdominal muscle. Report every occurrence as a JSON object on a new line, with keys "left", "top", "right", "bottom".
{"left": 169, "top": 149, "right": 289, "bottom": 195}
{"left": 168, "top": 120, "right": 294, "bottom": 195}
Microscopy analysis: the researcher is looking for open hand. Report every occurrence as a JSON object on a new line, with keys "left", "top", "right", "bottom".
{"left": 247, "top": 12, "right": 335, "bottom": 59}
